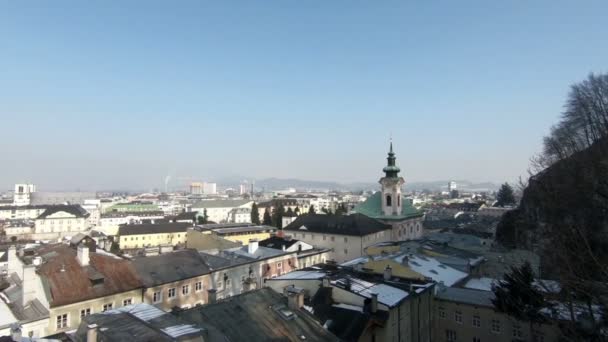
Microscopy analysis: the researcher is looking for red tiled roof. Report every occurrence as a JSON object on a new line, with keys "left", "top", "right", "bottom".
{"left": 36, "top": 244, "right": 143, "bottom": 307}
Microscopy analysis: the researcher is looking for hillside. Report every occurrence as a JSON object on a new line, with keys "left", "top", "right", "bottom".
{"left": 496, "top": 138, "right": 608, "bottom": 276}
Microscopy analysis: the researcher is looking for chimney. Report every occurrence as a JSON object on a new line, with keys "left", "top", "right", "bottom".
{"left": 77, "top": 245, "right": 90, "bottom": 266}
{"left": 86, "top": 324, "right": 98, "bottom": 342}
{"left": 383, "top": 265, "right": 392, "bottom": 281}
{"left": 22, "top": 265, "right": 38, "bottom": 306}
{"left": 434, "top": 281, "right": 446, "bottom": 295}
{"left": 248, "top": 240, "right": 259, "bottom": 254}
{"left": 370, "top": 292, "right": 378, "bottom": 313}
{"left": 7, "top": 246, "right": 19, "bottom": 275}
{"left": 207, "top": 289, "right": 217, "bottom": 304}
{"left": 287, "top": 287, "right": 305, "bottom": 310}
{"left": 322, "top": 277, "right": 331, "bottom": 288}
{"left": 32, "top": 256, "right": 42, "bottom": 266}
{"left": 10, "top": 323, "right": 22, "bottom": 342}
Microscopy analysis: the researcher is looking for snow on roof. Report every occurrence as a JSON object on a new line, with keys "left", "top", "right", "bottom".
{"left": 332, "top": 277, "right": 409, "bottom": 307}
{"left": 339, "top": 256, "right": 370, "bottom": 267}
{"left": 332, "top": 303, "right": 363, "bottom": 312}
{"left": 104, "top": 304, "right": 201, "bottom": 338}
{"left": 274, "top": 270, "right": 327, "bottom": 280}
{"left": 398, "top": 254, "right": 468, "bottom": 286}
{"left": 464, "top": 277, "right": 498, "bottom": 291}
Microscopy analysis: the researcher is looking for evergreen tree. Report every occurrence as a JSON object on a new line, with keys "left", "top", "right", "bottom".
{"left": 335, "top": 203, "right": 347, "bottom": 215}
{"left": 496, "top": 182, "right": 516, "bottom": 206}
{"left": 262, "top": 209, "right": 272, "bottom": 225}
{"left": 271, "top": 205, "right": 285, "bottom": 228}
{"left": 294, "top": 206, "right": 300, "bottom": 216}
{"left": 308, "top": 205, "right": 315, "bottom": 214}
{"left": 250, "top": 203, "right": 261, "bottom": 224}
{"left": 203, "top": 208, "right": 209, "bottom": 223}
{"left": 110, "top": 239, "right": 121, "bottom": 254}
{"left": 492, "top": 262, "right": 550, "bottom": 326}
{"left": 286, "top": 207, "right": 294, "bottom": 217}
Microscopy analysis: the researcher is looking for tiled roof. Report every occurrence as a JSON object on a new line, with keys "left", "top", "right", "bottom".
{"left": 118, "top": 222, "right": 190, "bottom": 236}
{"left": 73, "top": 303, "right": 207, "bottom": 342}
{"left": 435, "top": 286, "right": 495, "bottom": 308}
{"left": 176, "top": 288, "right": 339, "bottom": 342}
{"left": 100, "top": 211, "right": 165, "bottom": 218}
{"left": 132, "top": 249, "right": 212, "bottom": 287}
{"left": 284, "top": 214, "right": 391, "bottom": 236}
{"left": 190, "top": 200, "right": 251, "bottom": 209}
{"left": 353, "top": 192, "right": 423, "bottom": 221}
{"left": 36, "top": 244, "right": 143, "bottom": 307}
{"left": 36, "top": 205, "right": 89, "bottom": 219}
{"left": 258, "top": 236, "right": 299, "bottom": 250}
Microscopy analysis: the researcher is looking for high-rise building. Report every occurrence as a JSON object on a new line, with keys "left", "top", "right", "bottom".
{"left": 448, "top": 181, "right": 457, "bottom": 192}
{"left": 190, "top": 182, "right": 203, "bottom": 195}
{"left": 203, "top": 182, "right": 217, "bottom": 195}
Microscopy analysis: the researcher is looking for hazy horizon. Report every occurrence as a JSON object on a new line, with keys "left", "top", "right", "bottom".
{"left": 2, "top": 1, "right": 607, "bottom": 191}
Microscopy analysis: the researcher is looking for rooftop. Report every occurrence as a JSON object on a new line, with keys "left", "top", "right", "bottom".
{"left": 132, "top": 249, "right": 212, "bottom": 287}
{"left": 35, "top": 244, "right": 143, "bottom": 307}
{"left": 331, "top": 276, "right": 409, "bottom": 308}
{"left": 190, "top": 199, "right": 252, "bottom": 209}
{"left": 284, "top": 214, "right": 391, "bottom": 237}
{"left": 353, "top": 192, "right": 423, "bottom": 221}
{"left": 71, "top": 303, "right": 209, "bottom": 342}
{"left": 176, "top": 288, "right": 339, "bottom": 342}
{"left": 36, "top": 205, "right": 89, "bottom": 219}
{"left": 435, "top": 286, "right": 495, "bottom": 308}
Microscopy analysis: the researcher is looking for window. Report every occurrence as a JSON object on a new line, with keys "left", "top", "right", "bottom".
{"left": 195, "top": 281, "right": 203, "bottom": 292}
{"left": 397, "top": 196, "right": 400, "bottom": 207}
{"left": 438, "top": 307, "right": 446, "bottom": 319}
{"left": 491, "top": 319, "right": 501, "bottom": 334}
{"left": 512, "top": 323, "right": 523, "bottom": 339}
{"left": 56, "top": 314, "right": 68, "bottom": 329}
{"left": 277, "top": 262, "right": 282, "bottom": 270}
{"left": 103, "top": 303, "right": 113, "bottom": 312}
{"left": 446, "top": 329, "right": 456, "bottom": 342}
{"left": 386, "top": 195, "right": 392, "bottom": 207}
{"left": 454, "top": 310, "right": 462, "bottom": 324}
{"left": 473, "top": 338, "right": 481, "bottom": 342}
{"left": 226, "top": 278, "right": 231, "bottom": 287}
{"left": 330, "top": 236, "right": 335, "bottom": 242}
{"left": 153, "top": 291, "right": 162, "bottom": 303}
{"left": 182, "top": 285, "right": 190, "bottom": 295}
{"left": 80, "top": 308, "right": 91, "bottom": 319}
{"left": 123, "top": 298, "right": 132, "bottom": 306}
{"left": 472, "top": 315, "right": 481, "bottom": 328}
{"left": 168, "top": 288, "right": 176, "bottom": 299}
{"left": 533, "top": 333, "right": 545, "bottom": 342}
{"left": 344, "top": 237, "right": 348, "bottom": 243}
{"left": 344, "top": 249, "right": 348, "bottom": 255}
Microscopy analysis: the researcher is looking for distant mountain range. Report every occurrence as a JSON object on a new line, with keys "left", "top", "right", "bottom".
{"left": 241, "top": 178, "right": 499, "bottom": 192}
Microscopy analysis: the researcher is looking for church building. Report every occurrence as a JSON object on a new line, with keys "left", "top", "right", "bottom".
{"left": 353, "top": 142, "right": 424, "bottom": 240}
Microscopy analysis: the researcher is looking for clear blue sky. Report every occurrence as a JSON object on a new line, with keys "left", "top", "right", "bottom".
{"left": 1, "top": 1, "right": 607, "bottom": 190}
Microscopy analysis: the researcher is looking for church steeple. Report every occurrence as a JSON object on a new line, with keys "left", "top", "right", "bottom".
{"left": 382, "top": 141, "right": 401, "bottom": 178}
{"left": 379, "top": 140, "right": 405, "bottom": 216}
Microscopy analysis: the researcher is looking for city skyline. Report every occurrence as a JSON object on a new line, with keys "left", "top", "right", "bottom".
{"left": 1, "top": 1, "right": 607, "bottom": 190}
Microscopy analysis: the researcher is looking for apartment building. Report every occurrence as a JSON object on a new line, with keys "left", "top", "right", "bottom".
{"left": 284, "top": 213, "right": 393, "bottom": 263}
{"left": 117, "top": 222, "right": 191, "bottom": 249}
{"left": 2, "top": 243, "right": 143, "bottom": 337}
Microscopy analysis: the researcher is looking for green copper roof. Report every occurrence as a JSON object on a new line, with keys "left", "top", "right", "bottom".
{"left": 383, "top": 142, "right": 400, "bottom": 178}
{"left": 353, "top": 192, "right": 423, "bottom": 221}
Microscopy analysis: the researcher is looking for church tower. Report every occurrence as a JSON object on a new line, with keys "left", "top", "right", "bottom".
{"left": 379, "top": 142, "right": 405, "bottom": 216}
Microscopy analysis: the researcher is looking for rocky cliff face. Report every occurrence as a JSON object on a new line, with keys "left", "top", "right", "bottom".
{"left": 496, "top": 138, "right": 608, "bottom": 277}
